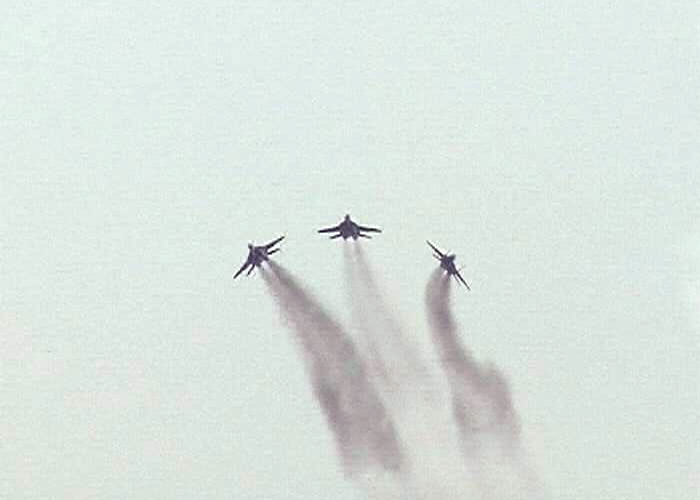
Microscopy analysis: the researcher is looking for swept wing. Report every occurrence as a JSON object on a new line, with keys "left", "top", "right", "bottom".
{"left": 233, "top": 257, "right": 252, "bottom": 279}
{"left": 263, "top": 236, "right": 285, "bottom": 249}
{"left": 317, "top": 224, "right": 341, "bottom": 233}
{"left": 426, "top": 240, "right": 445, "bottom": 258}
{"left": 454, "top": 269, "right": 471, "bottom": 290}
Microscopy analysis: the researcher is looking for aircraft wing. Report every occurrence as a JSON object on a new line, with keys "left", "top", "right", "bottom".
{"left": 426, "top": 240, "right": 445, "bottom": 258}
{"left": 357, "top": 225, "right": 381, "bottom": 233}
{"left": 454, "top": 270, "right": 471, "bottom": 290}
{"left": 233, "top": 258, "right": 251, "bottom": 279}
{"left": 263, "top": 236, "right": 285, "bottom": 249}
{"left": 318, "top": 224, "right": 341, "bottom": 233}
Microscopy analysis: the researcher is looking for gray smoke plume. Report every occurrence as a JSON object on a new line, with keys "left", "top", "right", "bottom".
{"left": 262, "top": 261, "right": 406, "bottom": 477}
{"left": 424, "top": 269, "right": 520, "bottom": 452}
{"left": 343, "top": 243, "right": 432, "bottom": 404}
{"left": 424, "top": 269, "right": 547, "bottom": 500}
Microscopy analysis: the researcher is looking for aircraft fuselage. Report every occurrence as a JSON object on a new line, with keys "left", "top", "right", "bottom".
{"left": 440, "top": 255, "right": 458, "bottom": 274}
{"left": 318, "top": 214, "right": 381, "bottom": 240}
{"left": 248, "top": 245, "right": 270, "bottom": 267}
{"left": 338, "top": 220, "right": 360, "bottom": 239}
{"left": 233, "top": 236, "right": 284, "bottom": 279}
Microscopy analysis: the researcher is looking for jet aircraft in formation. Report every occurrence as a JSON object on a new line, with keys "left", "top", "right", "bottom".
{"left": 232, "top": 236, "right": 284, "bottom": 279}
{"left": 232, "top": 217, "right": 470, "bottom": 290}
{"left": 426, "top": 240, "right": 471, "bottom": 290}
{"left": 317, "top": 214, "right": 382, "bottom": 240}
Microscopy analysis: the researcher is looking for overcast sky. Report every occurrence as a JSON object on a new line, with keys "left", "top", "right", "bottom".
{"left": 2, "top": 2, "right": 698, "bottom": 499}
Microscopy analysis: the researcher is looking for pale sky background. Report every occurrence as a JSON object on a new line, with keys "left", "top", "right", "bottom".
{"left": 2, "top": 2, "right": 698, "bottom": 499}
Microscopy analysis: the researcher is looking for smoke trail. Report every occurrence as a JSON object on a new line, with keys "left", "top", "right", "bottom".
{"left": 343, "top": 243, "right": 432, "bottom": 403}
{"left": 424, "top": 269, "right": 520, "bottom": 451}
{"left": 424, "top": 270, "right": 549, "bottom": 500}
{"left": 344, "top": 245, "right": 488, "bottom": 500}
{"left": 261, "top": 261, "right": 406, "bottom": 477}
{"left": 342, "top": 243, "right": 393, "bottom": 392}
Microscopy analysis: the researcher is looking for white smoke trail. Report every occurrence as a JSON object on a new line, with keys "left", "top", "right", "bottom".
{"left": 343, "top": 246, "right": 491, "bottom": 500}
{"left": 343, "top": 242, "right": 434, "bottom": 405}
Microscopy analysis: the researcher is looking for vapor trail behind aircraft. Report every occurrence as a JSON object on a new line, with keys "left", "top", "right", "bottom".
{"left": 343, "top": 243, "right": 433, "bottom": 404}
{"left": 424, "top": 270, "right": 548, "bottom": 500}
{"left": 424, "top": 269, "right": 520, "bottom": 451}
{"left": 344, "top": 243, "right": 476, "bottom": 500}
{"left": 262, "top": 261, "right": 405, "bottom": 477}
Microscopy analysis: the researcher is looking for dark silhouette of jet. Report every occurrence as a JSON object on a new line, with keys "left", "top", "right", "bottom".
{"left": 427, "top": 240, "right": 470, "bottom": 290}
{"left": 317, "top": 214, "right": 382, "bottom": 240}
{"left": 233, "top": 236, "right": 284, "bottom": 279}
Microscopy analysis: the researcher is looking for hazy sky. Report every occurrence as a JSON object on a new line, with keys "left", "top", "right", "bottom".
{"left": 2, "top": 2, "right": 698, "bottom": 499}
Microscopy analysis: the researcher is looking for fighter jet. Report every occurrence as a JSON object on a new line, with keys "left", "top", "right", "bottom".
{"left": 232, "top": 236, "right": 284, "bottom": 279}
{"left": 317, "top": 214, "right": 382, "bottom": 240}
{"left": 427, "top": 240, "right": 471, "bottom": 290}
